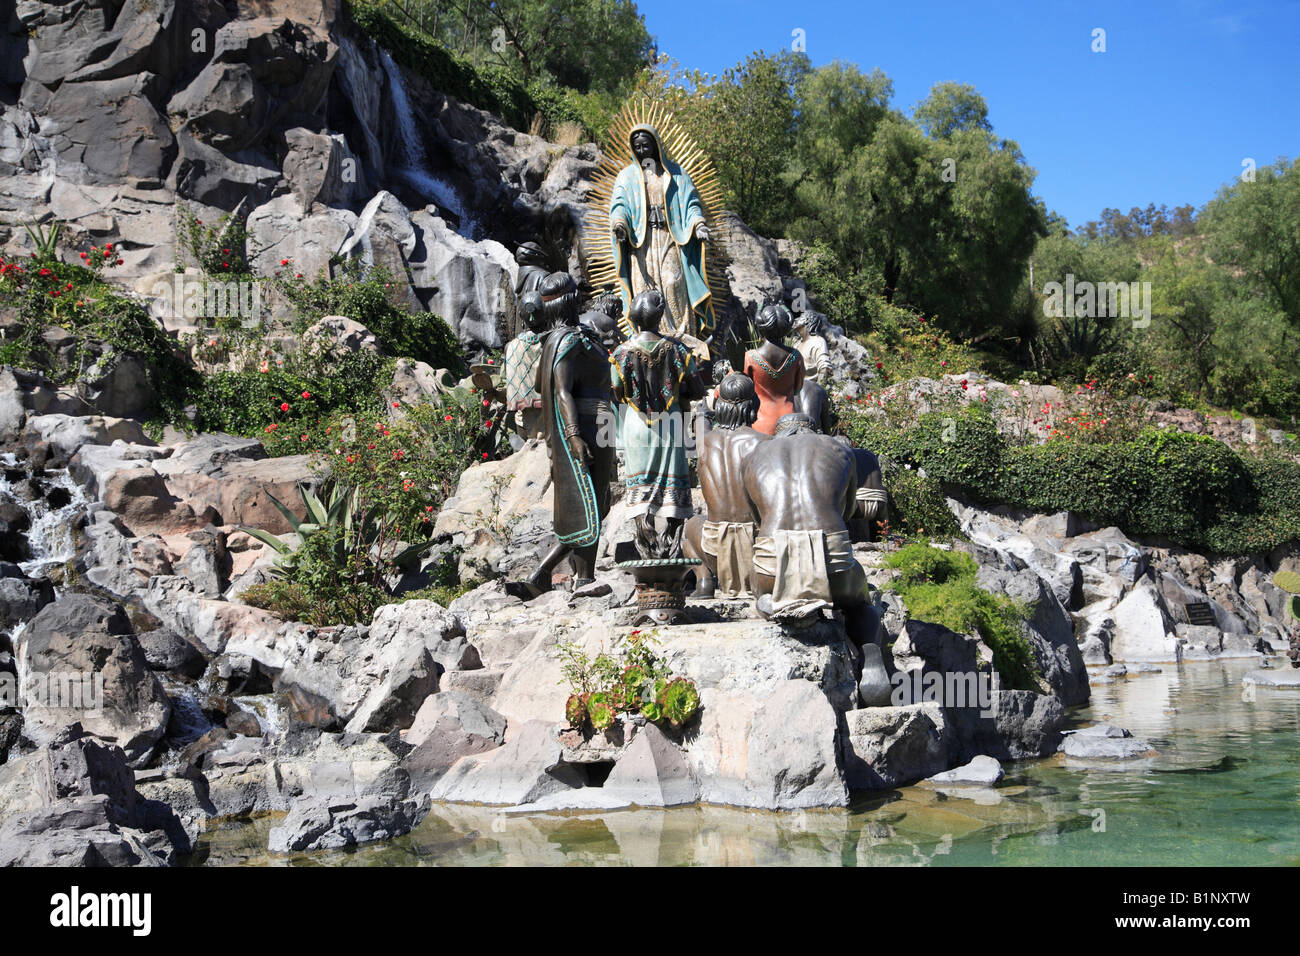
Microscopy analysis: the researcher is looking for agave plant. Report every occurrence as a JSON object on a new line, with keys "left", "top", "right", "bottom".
{"left": 658, "top": 677, "right": 700, "bottom": 728}
{"left": 240, "top": 478, "right": 433, "bottom": 575}
{"left": 23, "top": 220, "right": 62, "bottom": 261}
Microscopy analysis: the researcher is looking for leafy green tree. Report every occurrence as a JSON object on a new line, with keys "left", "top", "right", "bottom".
{"left": 912, "top": 82, "right": 991, "bottom": 139}
{"left": 696, "top": 51, "right": 806, "bottom": 233}
{"left": 1201, "top": 157, "right": 1300, "bottom": 337}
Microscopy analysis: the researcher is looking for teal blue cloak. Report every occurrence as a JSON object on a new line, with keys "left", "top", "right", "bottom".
{"left": 608, "top": 123, "right": 715, "bottom": 338}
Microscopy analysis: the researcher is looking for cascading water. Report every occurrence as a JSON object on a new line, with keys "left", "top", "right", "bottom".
{"left": 378, "top": 49, "right": 479, "bottom": 239}
{"left": 0, "top": 452, "right": 88, "bottom": 584}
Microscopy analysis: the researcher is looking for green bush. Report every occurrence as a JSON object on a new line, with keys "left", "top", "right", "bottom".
{"left": 277, "top": 263, "right": 463, "bottom": 372}
{"left": 841, "top": 402, "right": 1300, "bottom": 556}
{"left": 0, "top": 233, "right": 197, "bottom": 427}
{"left": 192, "top": 350, "right": 394, "bottom": 445}
{"left": 885, "top": 544, "right": 1036, "bottom": 691}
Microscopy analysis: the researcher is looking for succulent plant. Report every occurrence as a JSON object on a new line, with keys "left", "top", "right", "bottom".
{"left": 565, "top": 693, "right": 587, "bottom": 729}
{"left": 640, "top": 700, "right": 663, "bottom": 722}
{"left": 620, "top": 663, "right": 650, "bottom": 709}
{"left": 658, "top": 677, "right": 700, "bottom": 727}
{"left": 587, "top": 692, "right": 616, "bottom": 732}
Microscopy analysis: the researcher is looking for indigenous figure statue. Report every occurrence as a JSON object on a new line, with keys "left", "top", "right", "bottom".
{"left": 742, "top": 412, "right": 877, "bottom": 647}
{"left": 834, "top": 438, "right": 888, "bottom": 540}
{"left": 502, "top": 289, "right": 546, "bottom": 440}
{"left": 684, "top": 373, "right": 771, "bottom": 598}
{"left": 585, "top": 102, "right": 727, "bottom": 355}
{"left": 793, "top": 310, "right": 831, "bottom": 384}
{"left": 703, "top": 357, "right": 731, "bottom": 412}
{"left": 518, "top": 272, "right": 616, "bottom": 594}
{"left": 793, "top": 376, "right": 836, "bottom": 435}
{"left": 744, "top": 303, "right": 805, "bottom": 435}
{"left": 581, "top": 291, "right": 625, "bottom": 351}
{"left": 610, "top": 289, "right": 707, "bottom": 557}
{"left": 505, "top": 241, "right": 550, "bottom": 341}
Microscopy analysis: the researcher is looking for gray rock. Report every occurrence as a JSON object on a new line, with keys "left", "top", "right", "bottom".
{"left": 431, "top": 720, "right": 585, "bottom": 805}
{"left": 857, "top": 643, "right": 892, "bottom": 707}
{"left": 976, "top": 565, "right": 1089, "bottom": 705}
{"left": 925, "top": 754, "right": 1004, "bottom": 786}
{"left": 402, "top": 691, "right": 505, "bottom": 791}
{"left": 1242, "top": 668, "right": 1300, "bottom": 689}
{"left": 842, "top": 703, "right": 949, "bottom": 790}
{"left": 136, "top": 628, "right": 206, "bottom": 678}
{"left": 603, "top": 721, "right": 698, "bottom": 807}
{"left": 16, "top": 595, "right": 171, "bottom": 767}
{"left": 741, "top": 679, "right": 848, "bottom": 809}
{"left": 1060, "top": 726, "right": 1157, "bottom": 760}
{"left": 268, "top": 791, "right": 428, "bottom": 853}
{"left": 0, "top": 565, "right": 55, "bottom": 629}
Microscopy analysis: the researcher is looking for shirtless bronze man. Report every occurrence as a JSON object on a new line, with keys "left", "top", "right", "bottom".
{"left": 683, "top": 373, "right": 771, "bottom": 597}
{"left": 742, "top": 414, "right": 878, "bottom": 648}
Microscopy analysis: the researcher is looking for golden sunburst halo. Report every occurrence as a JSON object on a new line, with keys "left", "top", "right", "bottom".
{"left": 582, "top": 99, "right": 729, "bottom": 322}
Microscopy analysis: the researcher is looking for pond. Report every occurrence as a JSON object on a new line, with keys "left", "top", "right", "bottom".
{"left": 193, "top": 658, "right": 1300, "bottom": 866}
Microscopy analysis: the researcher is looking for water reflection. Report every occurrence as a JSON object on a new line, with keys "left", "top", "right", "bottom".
{"left": 194, "top": 659, "right": 1300, "bottom": 866}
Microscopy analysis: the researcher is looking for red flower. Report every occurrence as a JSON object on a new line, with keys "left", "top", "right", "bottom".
{"left": 481, "top": 453, "right": 489, "bottom": 459}
{"left": 280, "top": 402, "right": 290, "bottom": 412}
{"left": 484, "top": 420, "right": 494, "bottom": 429}
{"left": 280, "top": 259, "right": 290, "bottom": 266}
{"left": 444, "top": 415, "right": 453, "bottom": 422}
{"left": 392, "top": 401, "right": 400, "bottom": 408}
{"left": 482, "top": 399, "right": 489, "bottom": 407}
{"left": 103, "top": 250, "right": 111, "bottom": 258}
{"left": 78, "top": 252, "right": 87, "bottom": 260}
{"left": 115, "top": 259, "right": 123, "bottom": 265}
{"left": 875, "top": 362, "right": 883, "bottom": 370}
{"left": 301, "top": 391, "right": 311, "bottom": 399}
{"left": 368, "top": 442, "right": 375, "bottom": 449}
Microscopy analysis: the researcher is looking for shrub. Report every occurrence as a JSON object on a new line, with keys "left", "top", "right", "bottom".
{"left": 0, "top": 233, "right": 197, "bottom": 427}
{"left": 885, "top": 544, "right": 1036, "bottom": 691}
{"left": 277, "top": 262, "right": 463, "bottom": 372}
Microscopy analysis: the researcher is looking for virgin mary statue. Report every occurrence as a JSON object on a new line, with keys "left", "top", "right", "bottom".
{"left": 608, "top": 124, "right": 715, "bottom": 340}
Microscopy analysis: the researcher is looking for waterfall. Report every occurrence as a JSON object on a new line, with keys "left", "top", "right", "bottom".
{"left": 378, "top": 49, "right": 478, "bottom": 238}
{"left": 0, "top": 453, "right": 88, "bottom": 582}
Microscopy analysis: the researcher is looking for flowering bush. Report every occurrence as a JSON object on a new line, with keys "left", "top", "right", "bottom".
{"left": 0, "top": 226, "right": 195, "bottom": 426}
{"left": 556, "top": 630, "right": 701, "bottom": 731}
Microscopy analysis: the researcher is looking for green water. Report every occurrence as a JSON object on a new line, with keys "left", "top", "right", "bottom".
{"left": 195, "top": 658, "right": 1300, "bottom": 866}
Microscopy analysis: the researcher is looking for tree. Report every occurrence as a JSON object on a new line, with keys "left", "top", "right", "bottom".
{"left": 1201, "top": 156, "right": 1300, "bottom": 337}
{"left": 687, "top": 51, "right": 805, "bottom": 234}
{"left": 433, "top": 0, "right": 655, "bottom": 93}
{"left": 913, "top": 82, "right": 991, "bottom": 139}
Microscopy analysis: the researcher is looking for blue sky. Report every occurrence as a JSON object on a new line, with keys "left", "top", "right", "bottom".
{"left": 639, "top": 0, "right": 1300, "bottom": 229}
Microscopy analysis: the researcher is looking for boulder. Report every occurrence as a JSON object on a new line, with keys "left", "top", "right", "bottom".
{"left": 0, "top": 726, "right": 188, "bottom": 866}
{"left": 841, "top": 704, "right": 949, "bottom": 790}
{"left": 975, "top": 566, "right": 1089, "bottom": 705}
{"left": 406, "top": 209, "right": 516, "bottom": 350}
{"left": 402, "top": 691, "right": 506, "bottom": 792}
{"left": 1060, "top": 724, "right": 1157, "bottom": 760}
{"left": 431, "top": 719, "right": 585, "bottom": 805}
{"left": 0, "top": 564, "right": 55, "bottom": 629}
{"left": 602, "top": 721, "right": 698, "bottom": 807}
{"left": 22, "top": 414, "right": 153, "bottom": 462}
{"left": 1110, "top": 576, "right": 1182, "bottom": 662}
{"left": 924, "top": 755, "right": 1004, "bottom": 786}
{"left": 16, "top": 595, "right": 171, "bottom": 767}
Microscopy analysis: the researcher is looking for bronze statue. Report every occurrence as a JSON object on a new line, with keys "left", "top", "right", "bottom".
{"left": 742, "top": 413, "right": 876, "bottom": 647}
{"left": 611, "top": 289, "right": 707, "bottom": 558}
{"left": 580, "top": 291, "right": 625, "bottom": 351}
{"left": 744, "top": 303, "right": 805, "bottom": 436}
{"left": 684, "top": 373, "right": 771, "bottom": 598}
{"left": 834, "top": 438, "right": 888, "bottom": 540}
{"left": 503, "top": 289, "right": 546, "bottom": 440}
{"left": 517, "top": 272, "right": 616, "bottom": 594}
